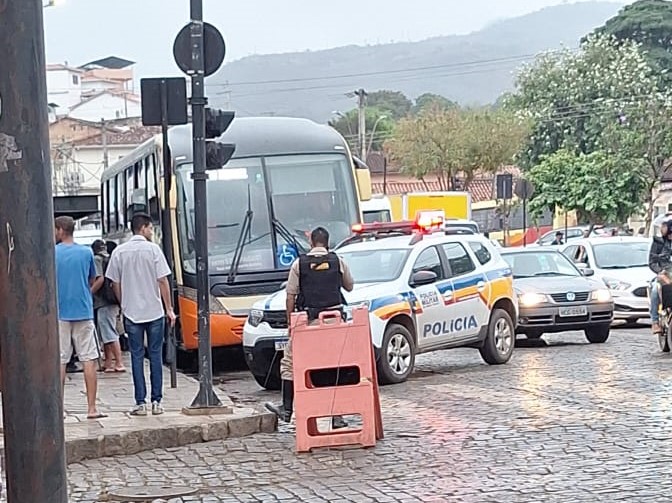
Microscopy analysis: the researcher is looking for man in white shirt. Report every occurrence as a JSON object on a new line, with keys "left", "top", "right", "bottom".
{"left": 106, "top": 213, "right": 176, "bottom": 416}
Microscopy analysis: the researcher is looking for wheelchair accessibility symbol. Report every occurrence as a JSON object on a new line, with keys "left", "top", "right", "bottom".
{"left": 277, "top": 244, "right": 298, "bottom": 267}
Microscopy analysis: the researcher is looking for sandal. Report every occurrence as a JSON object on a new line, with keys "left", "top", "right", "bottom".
{"left": 87, "top": 412, "right": 108, "bottom": 420}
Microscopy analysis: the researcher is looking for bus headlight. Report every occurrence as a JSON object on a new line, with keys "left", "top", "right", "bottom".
{"left": 248, "top": 309, "right": 264, "bottom": 327}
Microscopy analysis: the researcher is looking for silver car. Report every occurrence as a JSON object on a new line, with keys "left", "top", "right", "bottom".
{"left": 501, "top": 248, "right": 615, "bottom": 343}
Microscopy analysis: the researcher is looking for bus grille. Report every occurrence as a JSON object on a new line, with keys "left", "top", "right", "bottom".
{"left": 212, "top": 282, "right": 285, "bottom": 297}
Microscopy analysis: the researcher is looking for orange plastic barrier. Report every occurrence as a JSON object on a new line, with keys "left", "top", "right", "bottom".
{"left": 291, "top": 307, "right": 384, "bottom": 453}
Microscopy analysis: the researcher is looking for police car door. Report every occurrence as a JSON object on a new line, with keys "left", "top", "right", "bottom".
{"left": 409, "top": 246, "right": 450, "bottom": 350}
{"left": 439, "top": 242, "right": 488, "bottom": 340}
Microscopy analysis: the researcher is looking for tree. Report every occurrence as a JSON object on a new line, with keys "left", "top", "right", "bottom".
{"left": 507, "top": 34, "right": 661, "bottom": 168}
{"left": 366, "top": 90, "right": 413, "bottom": 120}
{"left": 601, "top": 92, "right": 672, "bottom": 230}
{"left": 386, "top": 107, "right": 528, "bottom": 190}
{"left": 526, "top": 149, "right": 647, "bottom": 227}
{"left": 412, "top": 93, "right": 457, "bottom": 115}
{"left": 592, "top": 0, "right": 672, "bottom": 84}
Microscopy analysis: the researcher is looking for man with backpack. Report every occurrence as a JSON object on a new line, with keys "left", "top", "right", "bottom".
{"left": 92, "top": 240, "right": 125, "bottom": 373}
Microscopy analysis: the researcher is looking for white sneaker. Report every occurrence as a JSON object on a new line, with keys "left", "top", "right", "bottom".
{"left": 130, "top": 404, "right": 147, "bottom": 416}
{"left": 152, "top": 401, "right": 164, "bottom": 415}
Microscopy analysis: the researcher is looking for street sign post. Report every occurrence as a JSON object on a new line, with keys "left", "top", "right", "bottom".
{"left": 140, "top": 77, "right": 188, "bottom": 389}
{"left": 174, "top": 1, "right": 232, "bottom": 409}
{"left": 515, "top": 179, "right": 535, "bottom": 247}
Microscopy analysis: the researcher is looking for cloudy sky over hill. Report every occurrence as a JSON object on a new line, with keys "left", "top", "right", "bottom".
{"left": 44, "top": 0, "right": 631, "bottom": 73}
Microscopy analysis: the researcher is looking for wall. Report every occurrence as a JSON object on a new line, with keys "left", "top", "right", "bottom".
{"left": 69, "top": 93, "right": 141, "bottom": 122}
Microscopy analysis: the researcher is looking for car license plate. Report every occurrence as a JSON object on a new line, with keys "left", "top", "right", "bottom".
{"left": 274, "top": 339, "right": 289, "bottom": 351}
{"left": 559, "top": 305, "right": 588, "bottom": 317}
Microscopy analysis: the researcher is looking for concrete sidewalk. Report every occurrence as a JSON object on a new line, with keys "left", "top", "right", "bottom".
{"left": 0, "top": 356, "right": 276, "bottom": 464}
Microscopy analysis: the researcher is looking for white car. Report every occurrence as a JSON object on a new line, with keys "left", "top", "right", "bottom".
{"left": 243, "top": 220, "right": 518, "bottom": 390}
{"left": 560, "top": 237, "right": 652, "bottom": 323}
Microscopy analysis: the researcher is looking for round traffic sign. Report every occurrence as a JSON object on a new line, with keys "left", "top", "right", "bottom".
{"left": 173, "top": 22, "right": 226, "bottom": 77}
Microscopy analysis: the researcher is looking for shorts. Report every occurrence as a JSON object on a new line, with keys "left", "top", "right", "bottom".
{"left": 96, "top": 305, "right": 120, "bottom": 344}
{"left": 59, "top": 320, "right": 99, "bottom": 365}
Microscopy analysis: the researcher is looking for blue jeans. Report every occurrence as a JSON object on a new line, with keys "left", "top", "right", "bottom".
{"left": 124, "top": 317, "right": 164, "bottom": 405}
{"left": 651, "top": 280, "right": 661, "bottom": 323}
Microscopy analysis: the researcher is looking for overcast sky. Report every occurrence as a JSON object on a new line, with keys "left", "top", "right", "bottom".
{"left": 43, "top": 0, "right": 630, "bottom": 76}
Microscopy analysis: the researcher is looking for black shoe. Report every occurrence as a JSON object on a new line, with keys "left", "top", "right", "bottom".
{"left": 265, "top": 379, "right": 294, "bottom": 423}
{"left": 332, "top": 415, "right": 348, "bottom": 429}
{"left": 265, "top": 402, "right": 292, "bottom": 423}
{"left": 65, "top": 362, "right": 81, "bottom": 373}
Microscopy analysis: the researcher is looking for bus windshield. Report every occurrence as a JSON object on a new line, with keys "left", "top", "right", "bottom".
{"left": 177, "top": 153, "right": 359, "bottom": 275}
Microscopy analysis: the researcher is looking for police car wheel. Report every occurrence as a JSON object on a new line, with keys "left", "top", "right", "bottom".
{"left": 378, "top": 323, "right": 415, "bottom": 385}
{"left": 252, "top": 372, "right": 282, "bottom": 391}
{"left": 479, "top": 309, "right": 515, "bottom": 365}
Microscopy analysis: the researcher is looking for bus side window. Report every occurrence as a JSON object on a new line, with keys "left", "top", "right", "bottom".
{"left": 102, "top": 181, "right": 108, "bottom": 234}
{"left": 126, "top": 166, "right": 136, "bottom": 223}
{"left": 148, "top": 153, "right": 160, "bottom": 222}
{"left": 117, "top": 173, "right": 126, "bottom": 230}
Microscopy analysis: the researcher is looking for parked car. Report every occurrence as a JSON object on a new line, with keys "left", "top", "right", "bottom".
{"left": 537, "top": 226, "right": 609, "bottom": 246}
{"left": 560, "top": 237, "right": 652, "bottom": 323}
{"left": 501, "top": 248, "right": 614, "bottom": 342}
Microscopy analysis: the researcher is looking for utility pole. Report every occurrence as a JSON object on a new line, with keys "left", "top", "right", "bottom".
{"left": 355, "top": 88, "right": 367, "bottom": 160}
{"left": 189, "top": 0, "right": 221, "bottom": 407}
{"left": 0, "top": 1, "right": 68, "bottom": 502}
{"left": 101, "top": 118, "right": 109, "bottom": 170}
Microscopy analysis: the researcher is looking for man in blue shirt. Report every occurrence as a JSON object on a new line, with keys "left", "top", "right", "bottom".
{"left": 54, "top": 216, "right": 105, "bottom": 419}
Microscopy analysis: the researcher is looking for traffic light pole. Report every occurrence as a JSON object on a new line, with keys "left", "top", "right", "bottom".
{"left": 189, "top": 0, "right": 221, "bottom": 408}
{"left": 0, "top": 1, "right": 68, "bottom": 501}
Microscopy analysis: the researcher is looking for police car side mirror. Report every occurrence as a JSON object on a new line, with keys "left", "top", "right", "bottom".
{"left": 581, "top": 268, "right": 595, "bottom": 277}
{"left": 410, "top": 270, "right": 437, "bottom": 287}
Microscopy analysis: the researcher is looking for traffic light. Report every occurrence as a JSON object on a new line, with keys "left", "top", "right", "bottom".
{"left": 205, "top": 108, "right": 236, "bottom": 169}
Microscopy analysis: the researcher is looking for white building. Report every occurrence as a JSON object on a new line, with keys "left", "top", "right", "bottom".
{"left": 46, "top": 56, "right": 140, "bottom": 122}
{"left": 46, "top": 64, "right": 85, "bottom": 117}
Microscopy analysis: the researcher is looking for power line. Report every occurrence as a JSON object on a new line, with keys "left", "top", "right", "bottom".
{"left": 209, "top": 53, "right": 544, "bottom": 88}
{"left": 225, "top": 62, "right": 537, "bottom": 100}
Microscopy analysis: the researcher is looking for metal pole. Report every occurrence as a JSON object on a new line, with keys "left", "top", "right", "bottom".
{"left": 160, "top": 81, "right": 178, "bottom": 389}
{"left": 101, "top": 119, "right": 109, "bottom": 170}
{"left": 189, "top": 0, "right": 221, "bottom": 407}
{"left": 522, "top": 197, "right": 527, "bottom": 248}
{"left": 0, "top": 1, "right": 68, "bottom": 501}
{"left": 357, "top": 89, "right": 366, "bottom": 161}
{"left": 383, "top": 156, "right": 388, "bottom": 196}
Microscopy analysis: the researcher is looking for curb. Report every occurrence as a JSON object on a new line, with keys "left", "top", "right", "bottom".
{"left": 2, "top": 409, "right": 277, "bottom": 465}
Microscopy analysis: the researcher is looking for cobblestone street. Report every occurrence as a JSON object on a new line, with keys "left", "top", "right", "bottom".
{"left": 55, "top": 326, "right": 672, "bottom": 501}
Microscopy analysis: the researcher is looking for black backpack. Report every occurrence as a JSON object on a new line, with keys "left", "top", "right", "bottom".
{"left": 100, "top": 254, "right": 118, "bottom": 305}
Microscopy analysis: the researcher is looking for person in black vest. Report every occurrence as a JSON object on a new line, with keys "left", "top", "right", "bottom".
{"left": 265, "top": 227, "right": 354, "bottom": 426}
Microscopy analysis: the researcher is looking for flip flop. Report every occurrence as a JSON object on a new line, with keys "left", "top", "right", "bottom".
{"left": 104, "top": 368, "right": 116, "bottom": 373}
{"left": 87, "top": 413, "right": 108, "bottom": 420}
{"left": 114, "top": 367, "right": 127, "bottom": 373}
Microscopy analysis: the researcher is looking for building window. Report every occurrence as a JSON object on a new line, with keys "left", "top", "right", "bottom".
{"left": 72, "top": 75, "right": 79, "bottom": 85}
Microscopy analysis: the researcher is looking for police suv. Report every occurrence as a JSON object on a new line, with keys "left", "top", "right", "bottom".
{"left": 242, "top": 214, "right": 518, "bottom": 389}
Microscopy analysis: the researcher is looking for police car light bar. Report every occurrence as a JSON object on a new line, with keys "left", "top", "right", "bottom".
{"left": 351, "top": 221, "right": 416, "bottom": 234}
{"left": 350, "top": 211, "right": 446, "bottom": 235}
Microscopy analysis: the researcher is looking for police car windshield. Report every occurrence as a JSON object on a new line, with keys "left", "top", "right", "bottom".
{"left": 177, "top": 153, "right": 359, "bottom": 275}
{"left": 339, "top": 249, "right": 410, "bottom": 283}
